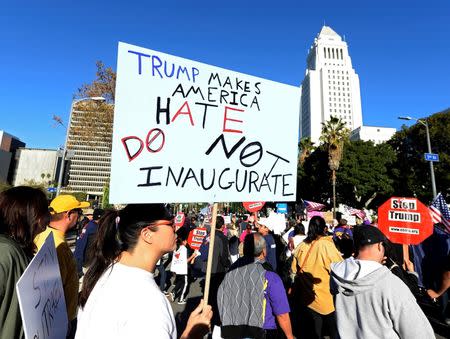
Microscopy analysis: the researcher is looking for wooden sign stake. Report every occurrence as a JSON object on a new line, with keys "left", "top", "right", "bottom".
{"left": 202, "top": 202, "right": 218, "bottom": 311}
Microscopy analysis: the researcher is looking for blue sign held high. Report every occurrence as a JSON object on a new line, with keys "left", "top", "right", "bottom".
{"left": 276, "top": 203, "right": 288, "bottom": 214}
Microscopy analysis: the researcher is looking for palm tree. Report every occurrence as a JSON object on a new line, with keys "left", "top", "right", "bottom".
{"left": 298, "top": 137, "right": 315, "bottom": 166}
{"left": 319, "top": 116, "right": 350, "bottom": 219}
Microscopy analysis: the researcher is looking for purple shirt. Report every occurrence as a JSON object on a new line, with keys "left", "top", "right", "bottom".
{"left": 263, "top": 271, "right": 290, "bottom": 329}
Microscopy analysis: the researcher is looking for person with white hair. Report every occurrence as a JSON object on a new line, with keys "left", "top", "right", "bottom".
{"left": 218, "top": 233, "right": 294, "bottom": 339}
{"left": 257, "top": 217, "right": 277, "bottom": 271}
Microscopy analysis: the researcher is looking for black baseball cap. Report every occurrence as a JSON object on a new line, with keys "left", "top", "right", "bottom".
{"left": 354, "top": 225, "right": 386, "bottom": 249}
{"left": 93, "top": 208, "right": 105, "bottom": 221}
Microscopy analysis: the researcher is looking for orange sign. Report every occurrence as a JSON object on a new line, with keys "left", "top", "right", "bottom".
{"left": 243, "top": 201, "right": 265, "bottom": 213}
{"left": 188, "top": 227, "right": 207, "bottom": 250}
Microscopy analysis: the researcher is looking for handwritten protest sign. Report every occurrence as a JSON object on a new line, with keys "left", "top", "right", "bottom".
{"left": 110, "top": 42, "right": 300, "bottom": 203}
{"left": 16, "top": 232, "right": 68, "bottom": 339}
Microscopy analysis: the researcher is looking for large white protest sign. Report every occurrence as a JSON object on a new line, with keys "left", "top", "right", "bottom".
{"left": 16, "top": 232, "right": 68, "bottom": 339}
{"left": 110, "top": 42, "right": 301, "bottom": 203}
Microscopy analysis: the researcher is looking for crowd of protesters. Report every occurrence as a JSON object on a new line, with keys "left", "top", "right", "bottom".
{"left": 1, "top": 185, "right": 449, "bottom": 338}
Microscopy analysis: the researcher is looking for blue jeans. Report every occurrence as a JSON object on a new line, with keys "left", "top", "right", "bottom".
{"left": 157, "top": 262, "right": 167, "bottom": 291}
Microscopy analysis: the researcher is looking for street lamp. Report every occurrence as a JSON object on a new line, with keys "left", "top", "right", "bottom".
{"left": 398, "top": 116, "right": 437, "bottom": 198}
{"left": 56, "top": 96, "right": 106, "bottom": 195}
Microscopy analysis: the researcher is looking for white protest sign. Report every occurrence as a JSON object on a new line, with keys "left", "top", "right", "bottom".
{"left": 110, "top": 42, "right": 300, "bottom": 203}
{"left": 266, "top": 212, "right": 287, "bottom": 235}
{"left": 16, "top": 232, "right": 68, "bottom": 339}
{"left": 342, "top": 214, "right": 357, "bottom": 226}
{"left": 222, "top": 215, "right": 232, "bottom": 225}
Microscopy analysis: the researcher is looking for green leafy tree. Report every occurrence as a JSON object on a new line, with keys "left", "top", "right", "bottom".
{"left": 102, "top": 182, "right": 112, "bottom": 209}
{"left": 298, "top": 137, "right": 315, "bottom": 166}
{"left": 0, "top": 182, "right": 12, "bottom": 193}
{"left": 319, "top": 116, "right": 350, "bottom": 217}
{"left": 297, "top": 145, "right": 331, "bottom": 203}
{"left": 67, "top": 191, "right": 88, "bottom": 202}
{"left": 337, "top": 141, "right": 396, "bottom": 208}
{"left": 389, "top": 108, "right": 450, "bottom": 202}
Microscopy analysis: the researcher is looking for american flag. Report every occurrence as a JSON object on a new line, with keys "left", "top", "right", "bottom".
{"left": 346, "top": 206, "right": 367, "bottom": 220}
{"left": 429, "top": 193, "right": 450, "bottom": 233}
{"left": 304, "top": 200, "right": 326, "bottom": 212}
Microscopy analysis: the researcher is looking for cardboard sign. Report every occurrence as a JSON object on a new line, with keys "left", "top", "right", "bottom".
{"left": 188, "top": 227, "right": 208, "bottom": 250}
{"left": 222, "top": 215, "right": 231, "bottom": 225}
{"left": 16, "top": 233, "right": 68, "bottom": 339}
{"left": 261, "top": 212, "right": 287, "bottom": 235}
{"left": 323, "top": 211, "right": 334, "bottom": 225}
{"left": 341, "top": 214, "right": 356, "bottom": 226}
{"left": 378, "top": 197, "right": 433, "bottom": 245}
{"left": 243, "top": 201, "right": 265, "bottom": 212}
{"left": 110, "top": 42, "right": 300, "bottom": 203}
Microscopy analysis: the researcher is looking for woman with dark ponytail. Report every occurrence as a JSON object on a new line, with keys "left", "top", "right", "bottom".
{"left": 0, "top": 186, "right": 49, "bottom": 339}
{"left": 290, "top": 216, "right": 342, "bottom": 339}
{"left": 76, "top": 204, "right": 212, "bottom": 339}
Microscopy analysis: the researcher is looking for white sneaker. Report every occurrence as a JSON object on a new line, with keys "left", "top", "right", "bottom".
{"left": 177, "top": 299, "right": 186, "bottom": 305}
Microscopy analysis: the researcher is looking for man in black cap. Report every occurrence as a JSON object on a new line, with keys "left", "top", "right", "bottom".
{"left": 330, "top": 225, "right": 433, "bottom": 339}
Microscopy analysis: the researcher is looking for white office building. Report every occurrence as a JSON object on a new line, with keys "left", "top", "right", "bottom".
{"left": 64, "top": 104, "right": 112, "bottom": 199}
{"left": 13, "top": 148, "right": 59, "bottom": 186}
{"left": 350, "top": 126, "right": 396, "bottom": 145}
{"left": 300, "top": 26, "right": 363, "bottom": 144}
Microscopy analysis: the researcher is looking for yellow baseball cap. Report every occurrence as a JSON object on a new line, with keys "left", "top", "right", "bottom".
{"left": 49, "top": 195, "right": 90, "bottom": 214}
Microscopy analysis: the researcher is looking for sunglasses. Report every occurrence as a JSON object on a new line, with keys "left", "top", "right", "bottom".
{"left": 69, "top": 208, "right": 83, "bottom": 216}
{"left": 137, "top": 220, "right": 176, "bottom": 231}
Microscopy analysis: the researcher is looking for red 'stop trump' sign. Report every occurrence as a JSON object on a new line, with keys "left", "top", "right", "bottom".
{"left": 378, "top": 197, "right": 433, "bottom": 245}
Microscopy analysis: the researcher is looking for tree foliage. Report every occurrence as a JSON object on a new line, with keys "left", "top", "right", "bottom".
{"left": 336, "top": 141, "right": 396, "bottom": 208}
{"left": 298, "top": 137, "right": 315, "bottom": 166}
{"left": 77, "top": 61, "right": 116, "bottom": 103}
{"left": 389, "top": 108, "right": 450, "bottom": 202}
{"left": 297, "top": 145, "right": 331, "bottom": 203}
{"left": 319, "top": 115, "right": 350, "bottom": 171}
{"left": 54, "top": 61, "right": 116, "bottom": 147}
{"left": 297, "top": 140, "right": 396, "bottom": 209}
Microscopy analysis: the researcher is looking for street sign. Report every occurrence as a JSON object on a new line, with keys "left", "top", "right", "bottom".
{"left": 243, "top": 202, "right": 265, "bottom": 213}
{"left": 424, "top": 153, "right": 439, "bottom": 162}
{"left": 378, "top": 197, "right": 433, "bottom": 245}
{"left": 47, "top": 187, "right": 57, "bottom": 193}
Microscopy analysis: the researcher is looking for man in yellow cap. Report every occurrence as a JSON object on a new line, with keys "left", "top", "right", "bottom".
{"left": 34, "top": 195, "right": 90, "bottom": 338}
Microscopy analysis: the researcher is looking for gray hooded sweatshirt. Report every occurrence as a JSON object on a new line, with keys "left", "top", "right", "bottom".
{"left": 330, "top": 257, "right": 434, "bottom": 339}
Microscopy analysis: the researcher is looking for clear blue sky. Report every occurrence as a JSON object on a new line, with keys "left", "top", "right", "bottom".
{"left": 1, "top": 0, "right": 449, "bottom": 149}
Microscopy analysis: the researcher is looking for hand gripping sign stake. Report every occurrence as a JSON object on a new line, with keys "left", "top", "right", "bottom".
{"left": 203, "top": 202, "right": 218, "bottom": 312}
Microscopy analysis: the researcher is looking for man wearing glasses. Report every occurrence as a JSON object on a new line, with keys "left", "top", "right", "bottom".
{"left": 330, "top": 225, "right": 433, "bottom": 339}
{"left": 34, "top": 195, "right": 90, "bottom": 339}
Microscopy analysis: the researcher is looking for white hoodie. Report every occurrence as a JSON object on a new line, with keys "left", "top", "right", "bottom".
{"left": 330, "top": 257, "right": 434, "bottom": 339}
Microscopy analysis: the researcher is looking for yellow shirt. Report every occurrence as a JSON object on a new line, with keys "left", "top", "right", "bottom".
{"left": 291, "top": 236, "right": 343, "bottom": 315}
{"left": 34, "top": 227, "right": 78, "bottom": 321}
